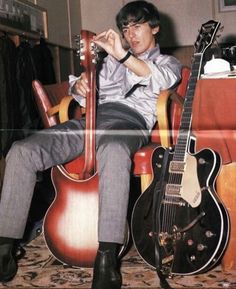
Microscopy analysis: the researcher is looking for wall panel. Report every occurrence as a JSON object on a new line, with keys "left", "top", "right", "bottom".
{"left": 37, "top": 0, "right": 70, "bottom": 47}
{"left": 80, "top": 0, "right": 123, "bottom": 34}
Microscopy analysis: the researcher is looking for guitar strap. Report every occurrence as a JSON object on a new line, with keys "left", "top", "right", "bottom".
{"left": 152, "top": 147, "right": 172, "bottom": 289}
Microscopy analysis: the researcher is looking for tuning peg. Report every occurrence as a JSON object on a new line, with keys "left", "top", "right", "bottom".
{"left": 90, "top": 42, "right": 97, "bottom": 54}
{"left": 74, "top": 34, "right": 81, "bottom": 45}
{"left": 74, "top": 35, "right": 84, "bottom": 56}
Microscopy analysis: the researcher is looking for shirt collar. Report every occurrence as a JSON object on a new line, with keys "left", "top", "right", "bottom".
{"left": 131, "top": 44, "right": 161, "bottom": 61}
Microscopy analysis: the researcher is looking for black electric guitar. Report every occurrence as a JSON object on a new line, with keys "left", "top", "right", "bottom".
{"left": 131, "top": 20, "right": 230, "bottom": 276}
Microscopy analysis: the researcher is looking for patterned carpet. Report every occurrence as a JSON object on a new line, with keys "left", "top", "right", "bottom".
{"left": 0, "top": 175, "right": 235, "bottom": 288}
{"left": 0, "top": 233, "right": 236, "bottom": 289}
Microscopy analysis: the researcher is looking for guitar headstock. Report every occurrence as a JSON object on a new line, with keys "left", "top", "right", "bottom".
{"left": 75, "top": 30, "right": 98, "bottom": 69}
{"left": 194, "top": 20, "right": 221, "bottom": 55}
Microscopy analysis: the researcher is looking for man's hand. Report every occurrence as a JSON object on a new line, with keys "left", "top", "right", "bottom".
{"left": 93, "top": 29, "right": 127, "bottom": 61}
{"left": 74, "top": 72, "right": 90, "bottom": 97}
{"left": 93, "top": 29, "right": 151, "bottom": 77}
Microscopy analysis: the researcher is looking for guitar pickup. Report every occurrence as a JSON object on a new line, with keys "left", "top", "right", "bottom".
{"left": 165, "top": 184, "right": 181, "bottom": 196}
{"left": 169, "top": 161, "right": 185, "bottom": 172}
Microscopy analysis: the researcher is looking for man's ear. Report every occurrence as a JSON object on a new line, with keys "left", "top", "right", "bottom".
{"left": 152, "top": 26, "right": 160, "bottom": 35}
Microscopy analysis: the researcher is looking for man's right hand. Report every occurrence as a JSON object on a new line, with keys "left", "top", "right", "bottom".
{"left": 74, "top": 72, "right": 90, "bottom": 97}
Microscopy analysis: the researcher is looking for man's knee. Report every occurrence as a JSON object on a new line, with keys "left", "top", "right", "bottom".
{"left": 97, "top": 142, "right": 130, "bottom": 158}
{"left": 97, "top": 142, "right": 132, "bottom": 171}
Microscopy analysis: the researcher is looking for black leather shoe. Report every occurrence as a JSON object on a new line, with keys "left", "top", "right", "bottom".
{"left": 0, "top": 241, "right": 17, "bottom": 282}
{"left": 91, "top": 250, "right": 122, "bottom": 289}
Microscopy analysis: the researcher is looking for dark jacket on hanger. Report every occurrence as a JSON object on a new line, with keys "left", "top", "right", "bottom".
{"left": 0, "top": 35, "right": 22, "bottom": 157}
{"left": 32, "top": 38, "right": 56, "bottom": 85}
{"left": 16, "top": 40, "right": 42, "bottom": 132}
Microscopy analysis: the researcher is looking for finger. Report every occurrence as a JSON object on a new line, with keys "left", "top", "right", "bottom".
{"left": 75, "top": 84, "right": 86, "bottom": 97}
{"left": 93, "top": 39, "right": 106, "bottom": 50}
{"left": 93, "top": 31, "right": 107, "bottom": 41}
{"left": 80, "top": 78, "right": 90, "bottom": 92}
{"left": 80, "top": 72, "right": 88, "bottom": 82}
{"left": 80, "top": 73, "right": 90, "bottom": 91}
{"left": 75, "top": 80, "right": 89, "bottom": 97}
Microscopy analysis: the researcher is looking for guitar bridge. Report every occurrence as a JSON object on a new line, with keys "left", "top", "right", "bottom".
{"left": 162, "top": 198, "right": 186, "bottom": 207}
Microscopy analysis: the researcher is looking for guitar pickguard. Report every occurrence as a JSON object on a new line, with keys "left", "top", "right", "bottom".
{"left": 180, "top": 153, "right": 202, "bottom": 207}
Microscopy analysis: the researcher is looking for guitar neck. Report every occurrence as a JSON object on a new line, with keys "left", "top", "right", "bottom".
{"left": 173, "top": 19, "right": 221, "bottom": 162}
{"left": 77, "top": 30, "right": 97, "bottom": 178}
{"left": 173, "top": 53, "right": 203, "bottom": 162}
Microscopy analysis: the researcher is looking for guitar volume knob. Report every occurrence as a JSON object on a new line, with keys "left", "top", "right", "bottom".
{"left": 205, "top": 230, "right": 215, "bottom": 238}
{"left": 197, "top": 243, "right": 207, "bottom": 251}
{"left": 198, "top": 158, "right": 206, "bottom": 165}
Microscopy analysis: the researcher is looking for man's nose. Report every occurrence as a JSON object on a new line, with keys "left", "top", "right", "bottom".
{"left": 128, "top": 27, "right": 136, "bottom": 39}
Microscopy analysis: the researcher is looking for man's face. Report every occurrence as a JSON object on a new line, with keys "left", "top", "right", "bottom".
{"left": 122, "top": 21, "right": 159, "bottom": 56}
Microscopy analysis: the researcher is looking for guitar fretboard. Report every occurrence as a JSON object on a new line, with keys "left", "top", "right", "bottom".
{"left": 173, "top": 53, "right": 203, "bottom": 162}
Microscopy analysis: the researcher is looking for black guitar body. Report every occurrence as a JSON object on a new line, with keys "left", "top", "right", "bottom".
{"left": 131, "top": 145, "right": 229, "bottom": 276}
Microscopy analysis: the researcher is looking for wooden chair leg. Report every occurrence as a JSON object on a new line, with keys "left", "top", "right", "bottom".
{"left": 140, "top": 174, "right": 152, "bottom": 193}
{"left": 216, "top": 162, "right": 236, "bottom": 271}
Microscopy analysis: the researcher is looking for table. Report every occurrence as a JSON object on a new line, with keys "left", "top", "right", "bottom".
{"left": 192, "top": 78, "right": 236, "bottom": 164}
{"left": 192, "top": 78, "right": 236, "bottom": 271}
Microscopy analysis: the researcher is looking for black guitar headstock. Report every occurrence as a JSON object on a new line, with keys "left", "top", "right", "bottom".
{"left": 194, "top": 20, "right": 221, "bottom": 55}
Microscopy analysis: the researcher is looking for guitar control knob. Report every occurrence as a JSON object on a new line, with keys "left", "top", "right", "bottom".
{"left": 198, "top": 158, "right": 206, "bottom": 165}
{"left": 187, "top": 239, "right": 194, "bottom": 246}
{"left": 190, "top": 255, "right": 196, "bottom": 261}
{"left": 205, "top": 230, "right": 214, "bottom": 238}
{"left": 197, "top": 243, "right": 207, "bottom": 251}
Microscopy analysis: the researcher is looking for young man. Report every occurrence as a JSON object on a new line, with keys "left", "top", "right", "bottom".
{"left": 0, "top": 1, "right": 182, "bottom": 288}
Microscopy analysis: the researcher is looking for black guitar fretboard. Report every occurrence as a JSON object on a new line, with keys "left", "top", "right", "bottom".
{"left": 173, "top": 53, "right": 203, "bottom": 162}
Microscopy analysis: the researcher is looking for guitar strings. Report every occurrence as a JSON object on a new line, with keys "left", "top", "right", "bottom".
{"left": 161, "top": 144, "right": 185, "bottom": 237}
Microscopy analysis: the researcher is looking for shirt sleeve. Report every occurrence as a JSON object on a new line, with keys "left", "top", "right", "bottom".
{"left": 125, "top": 54, "right": 182, "bottom": 95}
{"left": 147, "top": 55, "right": 182, "bottom": 94}
{"left": 68, "top": 74, "right": 86, "bottom": 107}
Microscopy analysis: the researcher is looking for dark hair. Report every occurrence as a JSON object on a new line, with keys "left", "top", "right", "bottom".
{"left": 116, "top": 1, "right": 160, "bottom": 32}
